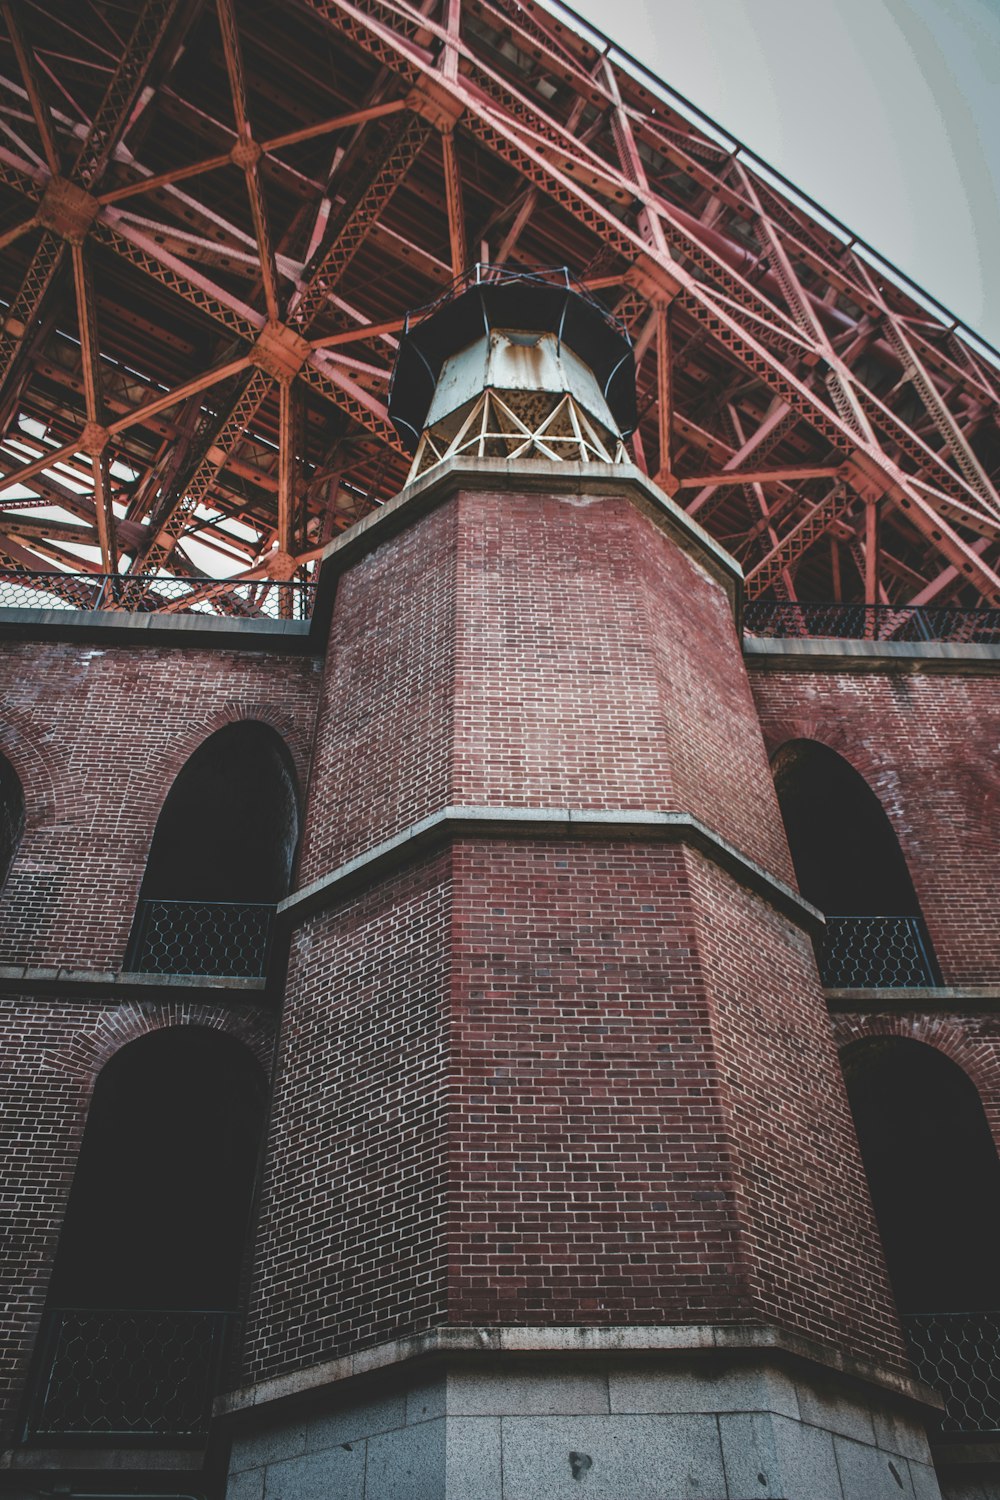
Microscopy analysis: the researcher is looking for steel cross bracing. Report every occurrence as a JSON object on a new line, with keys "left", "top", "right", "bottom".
{"left": 0, "top": 0, "right": 996, "bottom": 605}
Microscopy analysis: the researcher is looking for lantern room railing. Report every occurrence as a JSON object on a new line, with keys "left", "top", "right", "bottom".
{"left": 23, "top": 1307, "right": 234, "bottom": 1442}
{"left": 127, "top": 899, "right": 275, "bottom": 980}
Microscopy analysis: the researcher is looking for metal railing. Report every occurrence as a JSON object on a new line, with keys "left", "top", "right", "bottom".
{"left": 744, "top": 600, "right": 1000, "bottom": 644}
{"left": 23, "top": 1307, "right": 234, "bottom": 1441}
{"left": 904, "top": 1312, "right": 1000, "bottom": 1436}
{"left": 820, "top": 915, "right": 938, "bottom": 988}
{"left": 127, "top": 898, "right": 275, "bottom": 979}
{"left": 0, "top": 570, "right": 315, "bottom": 620}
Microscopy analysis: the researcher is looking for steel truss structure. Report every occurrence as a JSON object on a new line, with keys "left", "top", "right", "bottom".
{"left": 0, "top": 0, "right": 997, "bottom": 606}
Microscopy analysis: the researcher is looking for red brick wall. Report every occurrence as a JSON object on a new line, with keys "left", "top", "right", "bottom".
{"left": 449, "top": 838, "right": 904, "bottom": 1367}
{"left": 297, "top": 502, "right": 458, "bottom": 883}
{"left": 301, "top": 487, "right": 794, "bottom": 888}
{"left": 448, "top": 837, "right": 750, "bottom": 1331}
{"left": 452, "top": 490, "right": 794, "bottom": 883}
{"left": 686, "top": 854, "right": 906, "bottom": 1364}
{"left": 0, "top": 642, "right": 319, "bottom": 970}
{"left": 246, "top": 834, "right": 906, "bottom": 1386}
{"left": 241, "top": 853, "right": 453, "bottom": 1384}
{"left": 748, "top": 665, "right": 1000, "bottom": 986}
{"left": 0, "top": 998, "right": 273, "bottom": 1441}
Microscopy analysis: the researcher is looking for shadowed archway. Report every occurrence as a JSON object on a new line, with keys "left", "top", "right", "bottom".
{"left": 773, "top": 740, "right": 936, "bottom": 986}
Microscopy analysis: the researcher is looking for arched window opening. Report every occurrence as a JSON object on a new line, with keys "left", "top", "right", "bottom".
{"left": 24, "top": 1027, "right": 267, "bottom": 1443}
{"left": 128, "top": 723, "right": 299, "bottom": 978}
{"left": 773, "top": 739, "right": 937, "bottom": 987}
{"left": 843, "top": 1038, "right": 1000, "bottom": 1435}
{"left": 0, "top": 750, "right": 25, "bottom": 892}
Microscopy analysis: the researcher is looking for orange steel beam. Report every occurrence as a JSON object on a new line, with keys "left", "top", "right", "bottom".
{"left": 441, "top": 127, "right": 467, "bottom": 277}
{"left": 676, "top": 465, "right": 844, "bottom": 491}
{"left": 0, "top": 0, "right": 995, "bottom": 598}
{"left": 655, "top": 302, "right": 673, "bottom": 484}
{"left": 69, "top": 240, "right": 116, "bottom": 570}
{"left": 310, "top": 318, "right": 407, "bottom": 349}
{"left": 96, "top": 100, "right": 413, "bottom": 206}
{"left": 2, "top": 2, "right": 62, "bottom": 176}
{"left": 215, "top": 0, "right": 281, "bottom": 325}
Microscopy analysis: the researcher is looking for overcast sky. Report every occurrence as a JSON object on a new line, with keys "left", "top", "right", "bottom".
{"left": 555, "top": 0, "right": 1000, "bottom": 356}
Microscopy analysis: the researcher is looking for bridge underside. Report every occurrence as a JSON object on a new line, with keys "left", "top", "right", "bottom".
{"left": 0, "top": 0, "right": 997, "bottom": 609}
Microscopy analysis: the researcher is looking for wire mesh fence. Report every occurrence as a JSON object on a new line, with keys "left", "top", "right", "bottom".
{"left": 904, "top": 1312, "right": 1000, "bottom": 1436}
{"left": 0, "top": 570, "right": 315, "bottom": 620}
{"left": 744, "top": 601, "right": 1000, "bottom": 644}
{"left": 819, "top": 915, "right": 938, "bottom": 988}
{"left": 24, "top": 1307, "right": 233, "bottom": 1440}
{"left": 127, "top": 899, "right": 275, "bottom": 979}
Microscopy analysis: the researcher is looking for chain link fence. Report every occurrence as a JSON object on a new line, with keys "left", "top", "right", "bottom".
{"left": 24, "top": 1308, "right": 233, "bottom": 1440}
{"left": 819, "top": 915, "right": 937, "bottom": 988}
{"left": 127, "top": 899, "right": 275, "bottom": 979}
{"left": 0, "top": 570, "right": 315, "bottom": 620}
{"left": 744, "top": 601, "right": 1000, "bottom": 644}
{"left": 904, "top": 1312, "right": 1000, "bottom": 1435}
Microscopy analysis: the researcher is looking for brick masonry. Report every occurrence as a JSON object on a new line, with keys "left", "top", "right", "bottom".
{"left": 242, "top": 479, "right": 909, "bottom": 1393}
{"left": 0, "top": 642, "right": 320, "bottom": 971}
{"left": 0, "top": 640, "right": 319, "bottom": 1440}
{"left": 1, "top": 475, "right": 998, "bottom": 1474}
{"left": 748, "top": 664, "right": 1000, "bottom": 988}
{"left": 0, "top": 995, "right": 275, "bottom": 1437}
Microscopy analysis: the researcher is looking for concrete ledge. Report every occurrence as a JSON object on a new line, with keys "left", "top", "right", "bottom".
{"left": 215, "top": 1322, "right": 941, "bottom": 1422}
{"left": 318, "top": 457, "right": 743, "bottom": 618}
{"left": 0, "top": 963, "right": 267, "bottom": 998}
{"left": 0, "top": 604, "right": 313, "bottom": 651}
{"left": 930, "top": 1439, "right": 1000, "bottom": 1466}
{"left": 278, "top": 804, "right": 823, "bottom": 935}
{"left": 826, "top": 985, "right": 1000, "bottom": 1011}
{"left": 0, "top": 1445, "right": 205, "bottom": 1470}
{"left": 744, "top": 635, "right": 1000, "bottom": 672}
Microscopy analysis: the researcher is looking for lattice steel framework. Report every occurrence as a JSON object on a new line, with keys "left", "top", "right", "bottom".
{"left": 0, "top": 0, "right": 997, "bottom": 605}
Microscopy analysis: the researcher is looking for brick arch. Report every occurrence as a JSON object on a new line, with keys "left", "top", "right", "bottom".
{"left": 45, "top": 1001, "right": 276, "bottom": 1106}
{"left": 143, "top": 702, "right": 310, "bottom": 833}
{"left": 765, "top": 722, "right": 887, "bottom": 801}
{"left": 765, "top": 728, "right": 925, "bottom": 902}
{"left": 833, "top": 1014, "right": 1000, "bottom": 1152}
{"left": 0, "top": 710, "right": 62, "bottom": 831}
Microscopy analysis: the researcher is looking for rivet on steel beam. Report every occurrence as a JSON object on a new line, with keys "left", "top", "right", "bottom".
{"left": 81, "top": 421, "right": 110, "bottom": 457}
{"left": 230, "top": 138, "right": 263, "bottom": 170}
{"left": 37, "top": 178, "right": 100, "bottom": 243}
{"left": 407, "top": 79, "right": 464, "bottom": 130}
{"left": 250, "top": 322, "right": 312, "bottom": 381}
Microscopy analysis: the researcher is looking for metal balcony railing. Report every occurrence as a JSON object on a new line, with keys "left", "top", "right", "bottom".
{"left": 819, "top": 915, "right": 937, "bottom": 988}
{"left": 744, "top": 600, "right": 1000, "bottom": 644}
{"left": 23, "top": 1307, "right": 234, "bottom": 1441}
{"left": 0, "top": 570, "right": 315, "bottom": 620}
{"left": 904, "top": 1312, "right": 1000, "bottom": 1436}
{"left": 127, "top": 898, "right": 275, "bottom": 979}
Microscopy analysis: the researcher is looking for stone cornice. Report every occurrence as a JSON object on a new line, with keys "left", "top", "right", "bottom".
{"left": 214, "top": 1321, "right": 941, "bottom": 1423}
{"left": 744, "top": 636, "right": 1000, "bottom": 673}
{"left": 279, "top": 804, "right": 822, "bottom": 934}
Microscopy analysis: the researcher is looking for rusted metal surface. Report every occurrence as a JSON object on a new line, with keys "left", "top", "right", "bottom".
{"left": 0, "top": 0, "right": 995, "bottom": 602}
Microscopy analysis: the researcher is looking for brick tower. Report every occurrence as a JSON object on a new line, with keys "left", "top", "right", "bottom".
{"left": 216, "top": 271, "right": 943, "bottom": 1498}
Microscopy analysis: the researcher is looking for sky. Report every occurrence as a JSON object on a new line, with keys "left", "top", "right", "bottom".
{"left": 554, "top": 0, "right": 1000, "bottom": 356}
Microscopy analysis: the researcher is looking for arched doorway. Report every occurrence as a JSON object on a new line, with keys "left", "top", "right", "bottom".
{"left": 844, "top": 1038, "right": 1000, "bottom": 1435}
{"left": 773, "top": 739, "right": 937, "bottom": 986}
{"left": 25, "top": 1027, "right": 267, "bottom": 1441}
{"left": 0, "top": 750, "right": 25, "bottom": 892}
{"left": 128, "top": 723, "right": 299, "bottom": 978}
